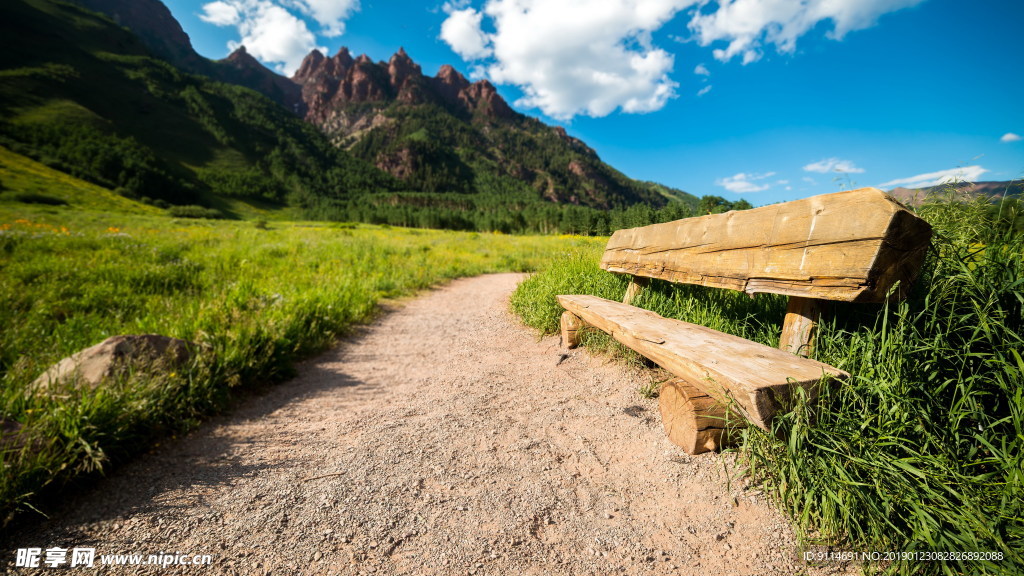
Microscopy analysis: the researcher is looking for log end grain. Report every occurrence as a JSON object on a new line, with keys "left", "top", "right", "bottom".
{"left": 658, "top": 378, "right": 735, "bottom": 455}
{"left": 560, "top": 310, "right": 586, "bottom": 349}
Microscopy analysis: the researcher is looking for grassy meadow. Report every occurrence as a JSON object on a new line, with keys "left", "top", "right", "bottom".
{"left": 3, "top": 139, "right": 1021, "bottom": 576}
{"left": 512, "top": 195, "right": 1023, "bottom": 575}
{"left": 0, "top": 158, "right": 604, "bottom": 525}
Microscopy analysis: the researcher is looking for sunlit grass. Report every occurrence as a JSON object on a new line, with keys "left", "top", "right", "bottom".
{"left": 0, "top": 205, "right": 603, "bottom": 526}
{"left": 0, "top": 145, "right": 160, "bottom": 214}
{"left": 511, "top": 195, "right": 1023, "bottom": 575}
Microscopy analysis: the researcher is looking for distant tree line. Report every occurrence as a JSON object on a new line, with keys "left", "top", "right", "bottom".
{"left": 302, "top": 191, "right": 753, "bottom": 235}
{"left": 0, "top": 47, "right": 753, "bottom": 235}
{"left": 0, "top": 59, "right": 395, "bottom": 209}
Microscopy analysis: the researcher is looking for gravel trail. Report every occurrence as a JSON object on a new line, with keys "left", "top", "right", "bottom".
{"left": 4, "top": 273, "right": 845, "bottom": 575}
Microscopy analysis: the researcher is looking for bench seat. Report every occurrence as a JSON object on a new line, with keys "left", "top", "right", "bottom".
{"left": 557, "top": 294, "right": 849, "bottom": 431}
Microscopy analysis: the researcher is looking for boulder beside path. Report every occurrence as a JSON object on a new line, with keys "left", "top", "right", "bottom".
{"left": 31, "top": 334, "right": 195, "bottom": 392}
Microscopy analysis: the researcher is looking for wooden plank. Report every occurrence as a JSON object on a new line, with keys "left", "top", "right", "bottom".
{"left": 622, "top": 275, "right": 649, "bottom": 305}
{"left": 658, "top": 378, "right": 735, "bottom": 455}
{"left": 779, "top": 296, "right": 824, "bottom": 357}
{"left": 557, "top": 294, "right": 848, "bottom": 431}
{"left": 600, "top": 188, "right": 932, "bottom": 303}
{"left": 560, "top": 310, "right": 585, "bottom": 349}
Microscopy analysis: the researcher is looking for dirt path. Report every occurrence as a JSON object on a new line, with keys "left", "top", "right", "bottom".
{"left": 5, "top": 274, "right": 841, "bottom": 575}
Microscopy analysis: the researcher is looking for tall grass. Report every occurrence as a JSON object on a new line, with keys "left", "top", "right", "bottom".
{"left": 748, "top": 196, "right": 1023, "bottom": 574}
{"left": 511, "top": 196, "right": 1023, "bottom": 575}
{"left": 0, "top": 210, "right": 603, "bottom": 526}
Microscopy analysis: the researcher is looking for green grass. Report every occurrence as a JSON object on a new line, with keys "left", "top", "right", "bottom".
{"left": 0, "top": 145, "right": 161, "bottom": 214}
{"left": 0, "top": 203, "right": 604, "bottom": 527}
{"left": 510, "top": 197, "right": 1023, "bottom": 575}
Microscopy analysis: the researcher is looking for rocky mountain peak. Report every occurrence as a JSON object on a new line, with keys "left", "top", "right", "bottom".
{"left": 296, "top": 47, "right": 519, "bottom": 125}
{"left": 462, "top": 78, "right": 514, "bottom": 119}
{"left": 430, "top": 64, "right": 470, "bottom": 108}
{"left": 219, "top": 45, "right": 305, "bottom": 115}
{"left": 292, "top": 49, "right": 325, "bottom": 82}
{"left": 224, "top": 45, "right": 257, "bottom": 66}
{"left": 435, "top": 64, "right": 469, "bottom": 89}
{"left": 332, "top": 47, "right": 354, "bottom": 68}
{"left": 388, "top": 46, "right": 422, "bottom": 92}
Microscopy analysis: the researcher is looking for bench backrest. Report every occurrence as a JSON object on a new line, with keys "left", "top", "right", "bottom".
{"left": 601, "top": 188, "right": 933, "bottom": 356}
{"left": 601, "top": 188, "right": 932, "bottom": 303}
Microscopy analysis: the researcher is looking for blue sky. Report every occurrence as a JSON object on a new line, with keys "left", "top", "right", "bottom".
{"left": 162, "top": 0, "right": 1024, "bottom": 204}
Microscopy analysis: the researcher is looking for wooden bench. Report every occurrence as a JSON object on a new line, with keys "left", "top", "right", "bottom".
{"left": 557, "top": 188, "right": 932, "bottom": 454}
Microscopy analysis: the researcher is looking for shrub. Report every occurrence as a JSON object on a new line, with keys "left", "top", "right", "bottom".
{"left": 7, "top": 192, "right": 68, "bottom": 206}
{"left": 167, "top": 205, "right": 224, "bottom": 219}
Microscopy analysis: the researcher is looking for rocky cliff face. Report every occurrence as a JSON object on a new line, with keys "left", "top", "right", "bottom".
{"left": 289, "top": 47, "right": 661, "bottom": 208}
{"left": 65, "top": 0, "right": 666, "bottom": 209}
{"left": 292, "top": 47, "right": 516, "bottom": 128}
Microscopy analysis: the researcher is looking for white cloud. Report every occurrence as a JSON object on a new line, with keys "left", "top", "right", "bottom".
{"left": 879, "top": 165, "right": 989, "bottom": 189}
{"left": 201, "top": 0, "right": 325, "bottom": 74}
{"left": 697, "top": 85, "right": 712, "bottom": 96}
{"left": 688, "top": 0, "right": 925, "bottom": 64}
{"left": 287, "top": 0, "right": 359, "bottom": 37}
{"left": 716, "top": 171, "right": 776, "bottom": 193}
{"left": 199, "top": 1, "right": 241, "bottom": 26}
{"left": 440, "top": 7, "right": 492, "bottom": 59}
{"left": 436, "top": 0, "right": 926, "bottom": 119}
{"left": 803, "top": 157, "right": 865, "bottom": 174}
{"left": 1001, "top": 132, "right": 1022, "bottom": 143}
{"left": 439, "top": 0, "right": 697, "bottom": 120}
{"left": 437, "top": 0, "right": 921, "bottom": 119}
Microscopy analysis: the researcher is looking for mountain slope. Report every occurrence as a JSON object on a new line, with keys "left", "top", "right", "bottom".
{"left": 70, "top": 0, "right": 305, "bottom": 114}
{"left": 293, "top": 48, "right": 669, "bottom": 210}
{"left": 889, "top": 180, "right": 1023, "bottom": 206}
{"left": 1, "top": 0, "right": 710, "bottom": 234}
{"left": 63, "top": 0, "right": 692, "bottom": 212}
{"left": 0, "top": 0, "right": 393, "bottom": 212}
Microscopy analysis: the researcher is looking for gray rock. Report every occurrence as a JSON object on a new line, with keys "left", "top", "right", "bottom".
{"left": 31, "top": 334, "right": 195, "bottom": 392}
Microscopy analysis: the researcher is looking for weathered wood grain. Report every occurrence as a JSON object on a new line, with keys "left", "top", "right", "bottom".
{"left": 779, "top": 296, "right": 824, "bottom": 357}
{"left": 658, "top": 378, "right": 735, "bottom": 455}
{"left": 560, "top": 310, "right": 585, "bottom": 349}
{"left": 557, "top": 294, "right": 849, "bottom": 430}
{"left": 600, "top": 188, "right": 932, "bottom": 303}
{"left": 622, "top": 276, "right": 649, "bottom": 306}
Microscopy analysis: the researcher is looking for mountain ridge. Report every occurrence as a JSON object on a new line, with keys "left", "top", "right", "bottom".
{"left": 888, "top": 180, "right": 1023, "bottom": 206}
{"left": 70, "top": 0, "right": 306, "bottom": 114}
{"left": 65, "top": 0, "right": 687, "bottom": 210}
{"left": 0, "top": 0, "right": 394, "bottom": 214}
{"left": 288, "top": 45, "right": 668, "bottom": 208}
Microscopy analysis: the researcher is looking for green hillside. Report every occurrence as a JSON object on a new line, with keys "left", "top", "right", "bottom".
{"left": 0, "top": 0, "right": 731, "bottom": 234}
{"left": 0, "top": 0, "right": 394, "bottom": 215}
{"left": 0, "top": 145, "right": 159, "bottom": 214}
{"left": 337, "top": 98, "right": 669, "bottom": 209}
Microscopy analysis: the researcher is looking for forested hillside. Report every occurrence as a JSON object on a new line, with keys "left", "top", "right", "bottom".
{"left": 0, "top": 0, "right": 740, "bottom": 233}
{"left": 0, "top": 0, "right": 394, "bottom": 216}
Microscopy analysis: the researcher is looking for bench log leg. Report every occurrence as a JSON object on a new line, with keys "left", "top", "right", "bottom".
{"left": 658, "top": 378, "right": 734, "bottom": 455}
{"left": 560, "top": 310, "right": 586, "bottom": 349}
{"left": 622, "top": 276, "right": 649, "bottom": 306}
{"left": 779, "top": 296, "right": 825, "bottom": 357}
